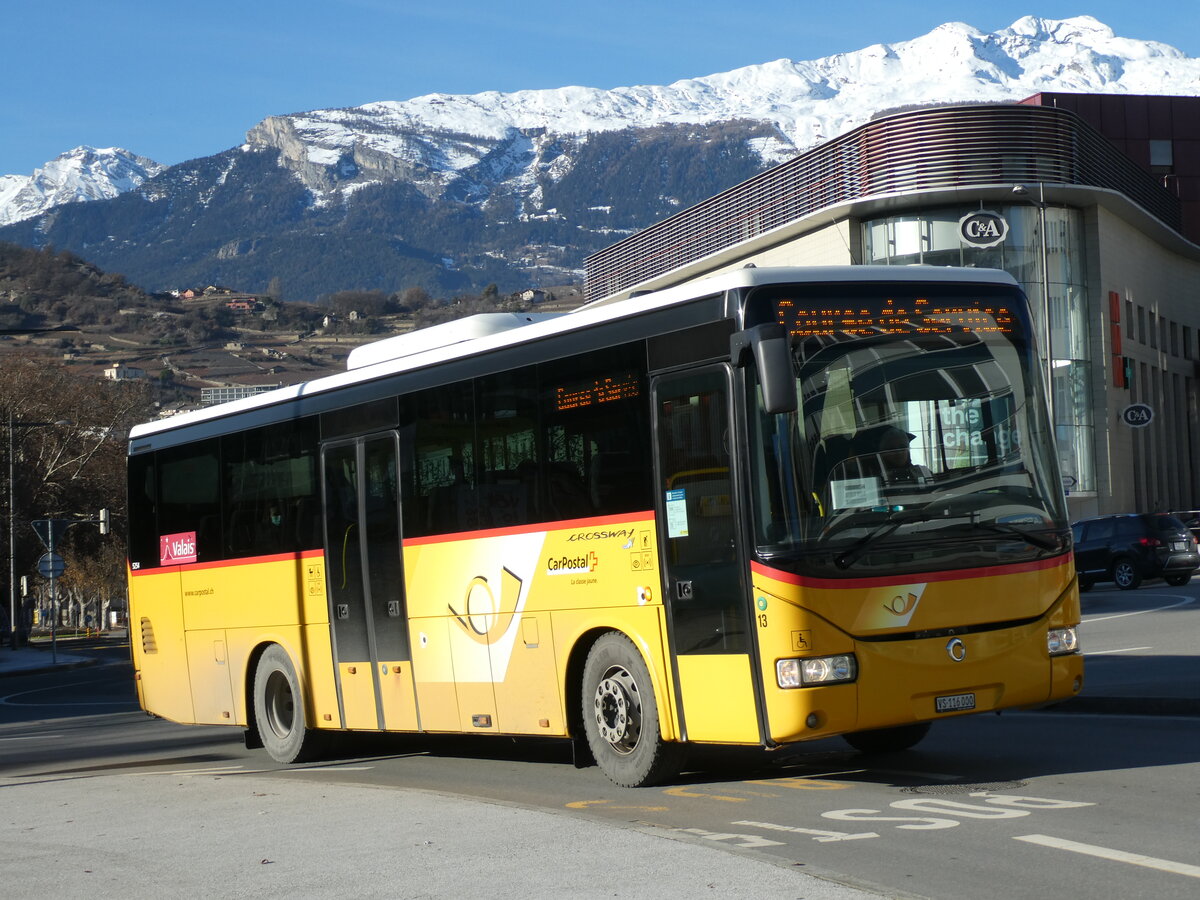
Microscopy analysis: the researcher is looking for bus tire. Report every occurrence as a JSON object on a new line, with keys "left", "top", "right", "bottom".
{"left": 581, "top": 632, "right": 680, "bottom": 787}
{"left": 253, "top": 644, "right": 320, "bottom": 764}
{"left": 843, "top": 722, "right": 931, "bottom": 754}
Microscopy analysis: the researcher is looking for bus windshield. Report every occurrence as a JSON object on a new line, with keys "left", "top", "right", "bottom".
{"left": 747, "top": 281, "right": 1069, "bottom": 578}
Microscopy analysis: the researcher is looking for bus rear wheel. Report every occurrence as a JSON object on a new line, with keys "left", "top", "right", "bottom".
{"left": 253, "top": 645, "right": 320, "bottom": 764}
{"left": 843, "top": 722, "right": 931, "bottom": 754}
{"left": 581, "top": 633, "right": 680, "bottom": 787}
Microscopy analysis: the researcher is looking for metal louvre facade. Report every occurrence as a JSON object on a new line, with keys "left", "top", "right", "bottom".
{"left": 584, "top": 104, "right": 1182, "bottom": 302}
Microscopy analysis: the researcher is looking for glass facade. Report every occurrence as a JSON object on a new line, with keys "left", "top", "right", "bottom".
{"left": 862, "top": 205, "right": 1094, "bottom": 494}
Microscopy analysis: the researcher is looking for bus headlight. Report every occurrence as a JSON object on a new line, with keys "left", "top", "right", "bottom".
{"left": 1047, "top": 626, "right": 1079, "bottom": 656}
{"left": 776, "top": 654, "right": 857, "bottom": 688}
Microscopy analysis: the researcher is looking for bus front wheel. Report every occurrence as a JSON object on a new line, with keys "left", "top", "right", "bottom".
{"left": 843, "top": 722, "right": 931, "bottom": 754}
{"left": 253, "top": 644, "right": 320, "bottom": 764}
{"left": 581, "top": 633, "right": 680, "bottom": 787}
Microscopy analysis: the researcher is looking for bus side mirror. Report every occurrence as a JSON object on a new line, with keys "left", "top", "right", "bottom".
{"left": 731, "top": 323, "right": 797, "bottom": 415}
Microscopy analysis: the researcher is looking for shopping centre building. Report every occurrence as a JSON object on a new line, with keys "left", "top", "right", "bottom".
{"left": 584, "top": 93, "right": 1200, "bottom": 520}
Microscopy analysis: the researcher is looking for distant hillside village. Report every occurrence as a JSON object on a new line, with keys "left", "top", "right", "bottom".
{"left": 86, "top": 282, "right": 586, "bottom": 418}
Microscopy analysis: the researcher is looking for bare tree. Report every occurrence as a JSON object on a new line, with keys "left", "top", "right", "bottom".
{"left": 0, "top": 354, "right": 153, "bottom": 639}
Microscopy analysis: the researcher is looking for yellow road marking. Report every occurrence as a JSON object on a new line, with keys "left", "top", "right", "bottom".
{"left": 566, "top": 800, "right": 669, "bottom": 811}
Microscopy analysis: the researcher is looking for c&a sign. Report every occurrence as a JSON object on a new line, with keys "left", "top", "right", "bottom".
{"left": 958, "top": 210, "right": 1009, "bottom": 248}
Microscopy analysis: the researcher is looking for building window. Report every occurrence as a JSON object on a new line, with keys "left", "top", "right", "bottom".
{"left": 1126, "top": 300, "right": 1134, "bottom": 340}
{"left": 1149, "top": 140, "right": 1174, "bottom": 171}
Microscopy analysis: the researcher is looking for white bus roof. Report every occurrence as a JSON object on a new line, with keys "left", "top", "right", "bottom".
{"left": 129, "top": 266, "right": 1020, "bottom": 441}
{"left": 345, "top": 312, "right": 565, "bottom": 370}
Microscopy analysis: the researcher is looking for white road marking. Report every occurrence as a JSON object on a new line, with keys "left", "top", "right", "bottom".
{"left": 1015, "top": 834, "right": 1200, "bottom": 879}
{"left": 0, "top": 734, "right": 64, "bottom": 741}
{"left": 1086, "top": 646, "right": 1152, "bottom": 655}
{"left": 676, "top": 827, "right": 785, "bottom": 849}
{"left": 1084, "top": 597, "right": 1195, "bottom": 623}
{"left": 734, "top": 819, "right": 878, "bottom": 842}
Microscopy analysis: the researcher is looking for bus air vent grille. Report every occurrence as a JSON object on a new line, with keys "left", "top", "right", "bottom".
{"left": 140, "top": 617, "right": 157, "bottom": 654}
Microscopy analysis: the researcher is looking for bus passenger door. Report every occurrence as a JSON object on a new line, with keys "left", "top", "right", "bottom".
{"left": 652, "top": 368, "right": 762, "bottom": 744}
{"left": 322, "top": 434, "right": 417, "bottom": 732}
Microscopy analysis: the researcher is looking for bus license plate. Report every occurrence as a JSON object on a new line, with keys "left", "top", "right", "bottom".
{"left": 935, "top": 692, "right": 976, "bottom": 713}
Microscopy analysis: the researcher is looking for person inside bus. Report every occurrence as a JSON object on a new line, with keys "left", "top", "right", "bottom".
{"left": 257, "top": 502, "right": 289, "bottom": 553}
{"left": 852, "top": 425, "right": 933, "bottom": 485}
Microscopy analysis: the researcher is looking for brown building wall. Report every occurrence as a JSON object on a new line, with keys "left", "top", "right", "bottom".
{"left": 1022, "top": 93, "right": 1200, "bottom": 242}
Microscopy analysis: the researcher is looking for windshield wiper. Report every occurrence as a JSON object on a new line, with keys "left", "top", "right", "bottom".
{"left": 833, "top": 504, "right": 972, "bottom": 569}
{"left": 966, "top": 520, "right": 1063, "bottom": 551}
{"left": 834, "top": 512, "right": 1064, "bottom": 569}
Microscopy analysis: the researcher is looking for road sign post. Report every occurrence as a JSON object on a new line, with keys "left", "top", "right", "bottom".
{"left": 30, "top": 511, "right": 112, "bottom": 664}
{"left": 37, "top": 552, "right": 66, "bottom": 579}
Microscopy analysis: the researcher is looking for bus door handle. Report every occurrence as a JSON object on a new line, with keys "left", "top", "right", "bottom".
{"left": 675, "top": 580, "right": 694, "bottom": 601}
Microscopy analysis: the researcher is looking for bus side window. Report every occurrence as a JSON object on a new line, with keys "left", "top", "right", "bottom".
{"left": 158, "top": 439, "right": 221, "bottom": 563}
{"left": 127, "top": 453, "right": 159, "bottom": 569}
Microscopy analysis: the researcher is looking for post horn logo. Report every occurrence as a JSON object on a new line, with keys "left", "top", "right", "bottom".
{"left": 448, "top": 568, "right": 523, "bottom": 645}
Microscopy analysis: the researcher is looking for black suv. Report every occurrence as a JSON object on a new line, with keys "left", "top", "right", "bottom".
{"left": 1072, "top": 513, "right": 1200, "bottom": 591}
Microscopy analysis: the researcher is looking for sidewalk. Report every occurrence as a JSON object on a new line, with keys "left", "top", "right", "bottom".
{"left": 0, "top": 641, "right": 97, "bottom": 677}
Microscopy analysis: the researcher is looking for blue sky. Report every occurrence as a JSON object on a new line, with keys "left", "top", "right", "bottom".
{"left": 2, "top": 2, "right": 1197, "bottom": 176}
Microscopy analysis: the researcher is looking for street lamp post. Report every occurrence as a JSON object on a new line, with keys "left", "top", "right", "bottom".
{"left": 1012, "top": 183, "right": 1054, "bottom": 412}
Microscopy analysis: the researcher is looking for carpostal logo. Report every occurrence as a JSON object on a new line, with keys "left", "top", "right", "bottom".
{"left": 160, "top": 531, "right": 197, "bottom": 566}
{"left": 567, "top": 527, "right": 635, "bottom": 543}
{"left": 547, "top": 551, "right": 598, "bottom": 575}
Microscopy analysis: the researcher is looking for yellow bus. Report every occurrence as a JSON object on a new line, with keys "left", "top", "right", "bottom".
{"left": 127, "top": 266, "right": 1082, "bottom": 786}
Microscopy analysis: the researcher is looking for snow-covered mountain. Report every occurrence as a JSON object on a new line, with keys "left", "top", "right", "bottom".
{"left": 0, "top": 146, "right": 163, "bottom": 226}
{"left": 245, "top": 15, "right": 1200, "bottom": 201}
{"left": 1, "top": 15, "right": 1198, "bottom": 299}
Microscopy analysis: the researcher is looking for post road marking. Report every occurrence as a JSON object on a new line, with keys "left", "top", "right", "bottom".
{"left": 1015, "top": 834, "right": 1200, "bottom": 879}
{"left": 735, "top": 819, "right": 878, "bottom": 842}
{"left": 663, "top": 786, "right": 748, "bottom": 803}
{"left": 676, "top": 828, "right": 785, "bottom": 849}
{"left": 566, "top": 800, "right": 669, "bottom": 811}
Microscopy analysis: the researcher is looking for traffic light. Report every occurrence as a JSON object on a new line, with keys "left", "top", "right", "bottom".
{"left": 98, "top": 508, "right": 110, "bottom": 535}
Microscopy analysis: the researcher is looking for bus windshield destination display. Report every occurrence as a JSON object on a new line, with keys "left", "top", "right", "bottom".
{"left": 776, "top": 296, "right": 1019, "bottom": 337}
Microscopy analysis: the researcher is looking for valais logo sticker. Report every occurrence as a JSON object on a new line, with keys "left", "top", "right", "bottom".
{"left": 160, "top": 531, "right": 197, "bottom": 565}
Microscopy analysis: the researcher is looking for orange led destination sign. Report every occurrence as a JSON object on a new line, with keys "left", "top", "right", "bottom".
{"left": 776, "top": 296, "right": 1018, "bottom": 337}
{"left": 555, "top": 373, "right": 641, "bottom": 412}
